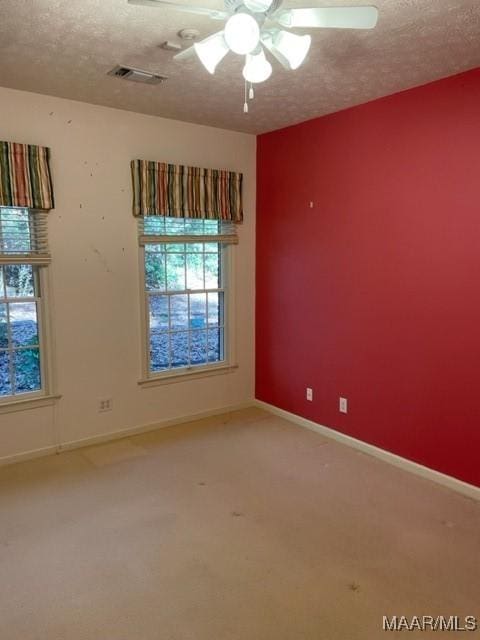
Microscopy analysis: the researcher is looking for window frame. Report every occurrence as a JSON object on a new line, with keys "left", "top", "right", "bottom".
{"left": 138, "top": 234, "right": 237, "bottom": 386}
{"left": 0, "top": 207, "right": 56, "bottom": 408}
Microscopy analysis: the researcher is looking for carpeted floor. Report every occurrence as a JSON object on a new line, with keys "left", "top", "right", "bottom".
{"left": 0, "top": 407, "right": 478, "bottom": 639}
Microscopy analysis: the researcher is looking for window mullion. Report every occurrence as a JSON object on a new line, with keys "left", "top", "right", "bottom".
{"left": 163, "top": 247, "right": 168, "bottom": 296}
{"left": 206, "top": 288, "right": 209, "bottom": 363}
{"left": 187, "top": 291, "right": 191, "bottom": 367}
{"left": 28, "top": 211, "right": 35, "bottom": 252}
{"left": 168, "top": 294, "right": 172, "bottom": 370}
{"left": 184, "top": 244, "right": 187, "bottom": 291}
{"left": 5, "top": 301, "right": 15, "bottom": 394}
{"left": 11, "top": 343, "right": 40, "bottom": 351}
{"left": 150, "top": 288, "right": 224, "bottom": 296}
{"left": 33, "top": 266, "right": 45, "bottom": 394}
{"left": 0, "top": 211, "right": 4, "bottom": 253}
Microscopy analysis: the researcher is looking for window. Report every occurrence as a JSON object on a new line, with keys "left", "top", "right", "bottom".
{"left": 0, "top": 207, "right": 50, "bottom": 400}
{"left": 139, "top": 217, "right": 236, "bottom": 378}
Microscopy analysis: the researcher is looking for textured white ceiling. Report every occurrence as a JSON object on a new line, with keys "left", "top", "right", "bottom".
{"left": 0, "top": 0, "right": 479, "bottom": 133}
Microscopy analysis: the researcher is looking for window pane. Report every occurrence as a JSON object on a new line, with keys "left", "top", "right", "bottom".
{"left": 4, "top": 264, "right": 35, "bottom": 297}
{"left": 145, "top": 244, "right": 165, "bottom": 254}
{"left": 14, "top": 348, "right": 41, "bottom": 393}
{"left": 0, "top": 266, "right": 4, "bottom": 297}
{"left": 184, "top": 219, "right": 204, "bottom": 235}
{"left": 204, "top": 242, "right": 219, "bottom": 253}
{"left": 186, "top": 252, "right": 204, "bottom": 290}
{"left": 190, "top": 330, "right": 207, "bottom": 365}
{"left": 164, "top": 218, "right": 185, "bottom": 235}
{"left": 187, "top": 243, "right": 204, "bottom": 253}
{"left": 205, "top": 253, "right": 220, "bottom": 289}
{"left": 166, "top": 253, "right": 185, "bottom": 291}
{"left": 170, "top": 331, "right": 189, "bottom": 367}
{"left": 0, "top": 208, "right": 31, "bottom": 253}
{"left": 0, "top": 304, "right": 7, "bottom": 349}
{"left": 143, "top": 217, "right": 166, "bottom": 235}
{"left": 145, "top": 248, "right": 166, "bottom": 291}
{"left": 140, "top": 218, "right": 224, "bottom": 237}
{"left": 149, "top": 296, "right": 169, "bottom": 331}
{"left": 207, "top": 292, "right": 223, "bottom": 328}
{"left": 0, "top": 351, "right": 12, "bottom": 396}
{"left": 166, "top": 243, "right": 185, "bottom": 253}
{"left": 190, "top": 293, "right": 206, "bottom": 329}
{"left": 208, "top": 328, "right": 224, "bottom": 363}
{"left": 170, "top": 295, "right": 188, "bottom": 330}
{"left": 10, "top": 303, "right": 39, "bottom": 347}
{"left": 204, "top": 220, "right": 219, "bottom": 234}
{"left": 150, "top": 333, "right": 169, "bottom": 371}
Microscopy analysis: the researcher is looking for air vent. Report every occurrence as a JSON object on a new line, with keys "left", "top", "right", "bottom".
{"left": 108, "top": 65, "right": 167, "bottom": 85}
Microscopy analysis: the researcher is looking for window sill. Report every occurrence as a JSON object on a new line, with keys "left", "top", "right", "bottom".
{"left": 138, "top": 363, "right": 238, "bottom": 388}
{"left": 0, "top": 393, "right": 62, "bottom": 415}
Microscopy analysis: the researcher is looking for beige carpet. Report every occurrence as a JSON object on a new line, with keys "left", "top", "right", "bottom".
{"left": 0, "top": 407, "right": 478, "bottom": 639}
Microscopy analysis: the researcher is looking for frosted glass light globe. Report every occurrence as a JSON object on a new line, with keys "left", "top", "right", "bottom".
{"left": 224, "top": 13, "right": 260, "bottom": 55}
{"left": 194, "top": 33, "right": 229, "bottom": 74}
{"left": 242, "top": 50, "right": 272, "bottom": 83}
{"left": 271, "top": 30, "right": 311, "bottom": 70}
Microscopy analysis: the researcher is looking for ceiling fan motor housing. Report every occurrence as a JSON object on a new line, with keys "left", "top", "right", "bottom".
{"left": 224, "top": 0, "right": 283, "bottom": 14}
{"left": 224, "top": 0, "right": 247, "bottom": 12}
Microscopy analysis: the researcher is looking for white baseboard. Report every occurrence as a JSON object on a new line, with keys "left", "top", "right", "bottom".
{"left": 0, "top": 444, "right": 58, "bottom": 468}
{"left": 254, "top": 399, "right": 480, "bottom": 502}
{"left": 0, "top": 401, "right": 253, "bottom": 468}
{"left": 4, "top": 399, "right": 479, "bottom": 503}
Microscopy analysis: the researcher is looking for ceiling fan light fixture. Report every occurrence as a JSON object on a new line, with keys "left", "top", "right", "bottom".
{"left": 130, "top": 0, "right": 380, "bottom": 111}
{"left": 242, "top": 49, "right": 272, "bottom": 83}
{"left": 264, "top": 30, "right": 311, "bottom": 70}
{"left": 224, "top": 13, "right": 260, "bottom": 55}
{"left": 194, "top": 32, "right": 229, "bottom": 74}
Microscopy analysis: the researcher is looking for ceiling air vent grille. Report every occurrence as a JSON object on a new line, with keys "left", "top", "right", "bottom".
{"left": 108, "top": 65, "right": 168, "bottom": 85}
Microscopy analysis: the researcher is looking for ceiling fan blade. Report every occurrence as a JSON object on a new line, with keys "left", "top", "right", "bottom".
{"left": 275, "top": 6, "right": 379, "bottom": 29}
{"left": 173, "top": 45, "right": 197, "bottom": 60}
{"left": 128, "top": 0, "right": 228, "bottom": 20}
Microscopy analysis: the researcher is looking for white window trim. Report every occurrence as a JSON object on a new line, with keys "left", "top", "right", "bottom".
{"left": 0, "top": 393, "right": 61, "bottom": 415}
{"left": 0, "top": 240, "right": 58, "bottom": 410}
{"left": 138, "top": 241, "right": 237, "bottom": 386}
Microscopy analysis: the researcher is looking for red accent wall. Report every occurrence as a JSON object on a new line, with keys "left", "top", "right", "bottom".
{"left": 256, "top": 68, "right": 480, "bottom": 488}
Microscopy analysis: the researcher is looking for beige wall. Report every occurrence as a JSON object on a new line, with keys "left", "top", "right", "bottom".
{"left": 0, "top": 87, "right": 256, "bottom": 461}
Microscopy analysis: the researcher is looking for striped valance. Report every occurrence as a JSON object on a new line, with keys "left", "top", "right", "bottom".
{"left": 0, "top": 141, "right": 54, "bottom": 211}
{"left": 131, "top": 160, "right": 243, "bottom": 222}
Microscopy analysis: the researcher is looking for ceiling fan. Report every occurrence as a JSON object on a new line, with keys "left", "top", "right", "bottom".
{"left": 128, "top": 0, "right": 378, "bottom": 108}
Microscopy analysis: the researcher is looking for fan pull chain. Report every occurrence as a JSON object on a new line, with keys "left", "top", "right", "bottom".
{"left": 243, "top": 80, "right": 249, "bottom": 113}
{"left": 249, "top": 83, "right": 254, "bottom": 100}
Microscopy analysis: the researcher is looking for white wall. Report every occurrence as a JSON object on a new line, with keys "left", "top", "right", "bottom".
{"left": 0, "top": 87, "right": 256, "bottom": 461}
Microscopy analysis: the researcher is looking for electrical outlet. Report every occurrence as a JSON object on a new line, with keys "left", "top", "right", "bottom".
{"left": 99, "top": 398, "right": 112, "bottom": 412}
{"left": 339, "top": 397, "right": 348, "bottom": 414}
{"left": 306, "top": 387, "right": 313, "bottom": 402}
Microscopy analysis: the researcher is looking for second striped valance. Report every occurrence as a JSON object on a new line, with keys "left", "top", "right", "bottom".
{"left": 0, "top": 141, "right": 54, "bottom": 211}
{"left": 131, "top": 160, "right": 243, "bottom": 222}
